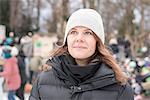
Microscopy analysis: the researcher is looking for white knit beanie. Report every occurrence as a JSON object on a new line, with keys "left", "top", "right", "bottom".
{"left": 63, "top": 9, "right": 105, "bottom": 45}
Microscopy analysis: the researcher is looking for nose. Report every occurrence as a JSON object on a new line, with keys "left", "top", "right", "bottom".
{"left": 75, "top": 33, "right": 84, "bottom": 42}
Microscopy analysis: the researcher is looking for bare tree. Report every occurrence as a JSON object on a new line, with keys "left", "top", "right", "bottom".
{"left": 9, "top": 0, "right": 41, "bottom": 36}
{"left": 58, "top": 0, "right": 69, "bottom": 43}
{"left": 9, "top": 0, "right": 23, "bottom": 34}
{"left": 89, "top": 0, "right": 96, "bottom": 9}
{"left": 0, "top": 0, "right": 11, "bottom": 34}
{"left": 133, "top": 0, "right": 150, "bottom": 56}
{"left": 46, "top": 0, "right": 59, "bottom": 33}
{"left": 81, "top": 0, "right": 96, "bottom": 9}
{"left": 36, "top": 0, "right": 41, "bottom": 31}
{"left": 46, "top": 0, "right": 69, "bottom": 44}
{"left": 116, "top": 0, "right": 149, "bottom": 57}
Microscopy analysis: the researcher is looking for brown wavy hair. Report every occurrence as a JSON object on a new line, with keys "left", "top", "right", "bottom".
{"left": 49, "top": 34, "right": 128, "bottom": 84}
{"left": 94, "top": 35, "right": 128, "bottom": 84}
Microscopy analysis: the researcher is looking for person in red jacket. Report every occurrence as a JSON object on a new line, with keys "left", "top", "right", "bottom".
{"left": 0, "top": 47, "right": 21, "bottom": 100}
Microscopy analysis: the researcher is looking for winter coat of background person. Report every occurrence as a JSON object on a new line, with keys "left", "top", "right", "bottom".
{"left": 0, "top": 46, "right": 21, "bottom": 91}
{"left": 0, "top": 45, "right": 21, "bottom": 100}
{"left": 21, "top": 34, "right": 33, "bottom": 58}
{"left": 29, "top": 9, "right": 134, "bottom": 100}
{"left": 29, "top": 56, "right": 42, "bottom": 84}
{"left": 0, "top": 45, "right": 4, "bottom": 99}
{"left": 16, "top": 48, "right": 28, "bottom": 100}
{"left": 0, "top": 56, "right": 21, "bottom": 90}
{"left": 29, "top": 56, "right": 42, "bottom": 72}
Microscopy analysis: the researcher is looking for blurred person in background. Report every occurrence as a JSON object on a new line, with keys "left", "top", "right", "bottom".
{"left": 15, "top": 47, "right": 28, "bottom": 100}
{"left": 123, "top": 38, "right": 132, "bottom": 58}
{"left": 20, "top": 32, "right": 33, "bottom": 82}
{"left": 0, "top": 44, "right": 4, "bottom": 99}
{"left": 0, "top": 43, "right": 21, "bottom": 100}
{"left": 109, "top": 38, "right": 119, "bottom": 60}
{"left": 29, "top": 9, "right": 134, "bottom": 100}
{"left": 29, "top": 56, "right": 42, "bottom": 84}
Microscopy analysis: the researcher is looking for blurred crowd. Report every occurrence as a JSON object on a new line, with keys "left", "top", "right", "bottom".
{"left": 0, "top": 32, "right": 149, "bottom": 100}
{"left": 109, "top": 37, "right": 150, "bottom": 100}
{"left": 0, "top": 32, "right": 44, "bottom": 100}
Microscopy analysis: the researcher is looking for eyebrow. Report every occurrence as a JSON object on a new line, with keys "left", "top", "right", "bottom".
{"left": 71, "top": 28, "right": 77, "bottom": 30}
{"left": 71, "top": 28, "right": 92, "bottom": 32}
{"left": 86, "top": 29, "right": 93, "bottom": 32}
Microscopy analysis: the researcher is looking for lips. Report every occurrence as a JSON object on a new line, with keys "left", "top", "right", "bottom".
{"left": 73, "top": 46, "right": 87, "bottom": 49}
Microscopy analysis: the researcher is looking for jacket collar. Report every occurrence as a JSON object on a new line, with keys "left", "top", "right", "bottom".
{"left": 47, "top": 54, "right": 118, "bottom": 91}
{"left": 75, "top": 63, "right": 117, "bottom": 92}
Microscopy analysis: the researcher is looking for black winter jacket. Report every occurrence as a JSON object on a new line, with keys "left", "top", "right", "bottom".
{"left": 29, "top": 55, "right": 134, "bottom": 100}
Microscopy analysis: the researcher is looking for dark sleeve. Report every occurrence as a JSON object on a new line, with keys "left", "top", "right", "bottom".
{"left": 118, "top": 84, "right": 134, "bottom": 100}
{"left": 29, "top": 76, "right": 40, "bottom": 100}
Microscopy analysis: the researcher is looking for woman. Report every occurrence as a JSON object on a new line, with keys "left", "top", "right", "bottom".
{"left": 29, "top": 9, "right": 134, "bottom": 100}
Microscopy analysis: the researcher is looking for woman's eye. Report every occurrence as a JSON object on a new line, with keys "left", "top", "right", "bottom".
{"left": 69, "top": 31, "right": 78, "bottom": 35}
{"left": 84, "top": 31, "right": 93, "bottom": 35}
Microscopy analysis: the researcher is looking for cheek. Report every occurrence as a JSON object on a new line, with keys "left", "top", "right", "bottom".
{"left": 67, "top": 37, "right": 73, "bottom": 52}
{"left": 89, "top": 41, "right": 96, "bottom": 54}
{"left": 88, "top": 37, "right": 96, "bottom": 48}
{"left": 67, "top": 37, "right": 72, "bottom": 47}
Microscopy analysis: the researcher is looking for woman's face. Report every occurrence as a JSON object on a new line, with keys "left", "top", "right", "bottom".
{"left": 67, "top": 26, "right": 96, "bottom": 61}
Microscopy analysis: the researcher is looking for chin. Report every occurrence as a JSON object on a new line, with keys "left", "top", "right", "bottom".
{"left": 71, "top": 54, "right": 91, "bottom": 59}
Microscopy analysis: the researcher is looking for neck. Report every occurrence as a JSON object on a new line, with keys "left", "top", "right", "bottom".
{"left": 75, "top": 58, "right": 90, "bottom": 66}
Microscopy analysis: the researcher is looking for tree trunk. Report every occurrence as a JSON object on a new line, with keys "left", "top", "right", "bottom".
{"left": 36, "top": 0, "right": 41, "bottom": 31}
